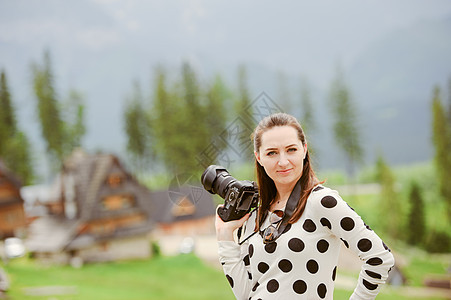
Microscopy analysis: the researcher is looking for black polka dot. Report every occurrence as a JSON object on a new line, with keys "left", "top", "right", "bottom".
{"left": 243, "top": 254, "right": 250, "bottom": 266}
{"left": 364, "top": 222, "right": 373, "bottom": 231}
{"left": 248, "top": 272, "right": 252, "bottom": 280}
{"left": 313, "top": 186, "right": 324, "bottom": 192}
{"left": 365, "top": 270, "right": 382, "bottom": 279}
{"left": 278, "top": 259, "right": 292, "bottom": 273}
{"left": 321, "top": 196, "right": 337, "bottom": 208}
{"left": 288, "top": 238, "right": 305, "bottom": 252}
{"left": 267, "top": 279, "right": 279, "bottom": 293}
{"left": 293, "top": 280, "right": 307, "bottom": 294}
{"left": 248, "top": 244, "right": 254, "bottom": 258}
{"left": 332, "top": 266, "right": 337, "bottom": 281}
{"left": 252, "top": 282, "right": 259, "bottom": 292}
{"left": 282, "top": 223, "right": 292, "bottom": 234}
{"left": 226, "top": 274, "right": 234, "bottom": 288}
{"left": 258, "top": 262, "right": 269, "bottom": 273}
{"left": 367, "top": 257, "right": 383, "bottom": 266}
{"left": 317, "top": 283, "right": 327, "bottom": 298}
{"left": 341, "top": 238, "right": 349, "bottom": 248}
{"left": 317, "top": 239, "right": 329, "bottom": 253}
{"left": 340, "top": 217, "right": 355, "bottom": 231}
{"left": 265, "top": 242, "right": 277, "bottom": 254}
{"left": 320, "top": 218, "right": 332, "bottom": 230}
{"left": 303, "top": 219, "right": 316, "bottom": 232}
{"left": 358, "top": 238, "right": 372, "bottom": 252}
{"left": 382, "top": 241, "right": 391, "bottom": 252}
{"left": 307, "top": 259, "right": 319, "bottom": 274}
{"left": 362, "top": 279, "right": 378, "bottom": 290}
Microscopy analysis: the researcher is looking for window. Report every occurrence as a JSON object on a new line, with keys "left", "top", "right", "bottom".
{"left": 107, "top": 174, "right": 122, "bottom": 188}
{"left": 102, "top": 195, "right": 135, "bottom": 211}
{"left": 171, "top": 197, "right": 196, "bottom": 217}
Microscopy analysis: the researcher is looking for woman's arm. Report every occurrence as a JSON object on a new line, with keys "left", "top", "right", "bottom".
{"left": 216, "top": 208, "right": 253, "bottom": 299}
{"left": 313, "top": 188, "right": 395, "bottom": 300}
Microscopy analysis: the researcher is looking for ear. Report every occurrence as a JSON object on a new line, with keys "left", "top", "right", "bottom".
{"left": 255, "top": 151, "right": 262, "bottom": 165}
{"left": 303, "top": 143, "right": 308, "bottom": 159}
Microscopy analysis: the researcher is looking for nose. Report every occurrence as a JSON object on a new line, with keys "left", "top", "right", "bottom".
{"left": 278, "top": 153, "right": 289, "bottom": 167}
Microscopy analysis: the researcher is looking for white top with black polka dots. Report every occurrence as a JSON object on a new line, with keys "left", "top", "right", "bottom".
{"left": 218, "top": 185, "right": 395, "bottom": 300}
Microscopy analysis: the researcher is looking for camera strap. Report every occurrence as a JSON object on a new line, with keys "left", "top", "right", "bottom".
{"left": 237, "top": 178, "right": 302, "bottom": 245}
{"left": 277, "top": 178, "right": 302, "bottom": 234}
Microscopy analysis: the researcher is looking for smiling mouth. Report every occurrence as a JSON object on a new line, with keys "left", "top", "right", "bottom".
{"left": 277, "top": 169, "right": 293, "bottom": 174}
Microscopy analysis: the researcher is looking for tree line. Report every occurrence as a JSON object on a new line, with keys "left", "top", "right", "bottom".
{"left": 1, "top": 51, "right": 450, "bottom": 250}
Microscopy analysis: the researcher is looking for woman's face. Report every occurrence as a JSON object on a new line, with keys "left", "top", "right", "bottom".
{"left": 255, "top": 125, "right": 307, "bottom": 191}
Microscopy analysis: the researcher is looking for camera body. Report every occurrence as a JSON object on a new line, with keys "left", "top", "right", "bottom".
{"left": 201, "top": 165, "right": 259, "bottom": 222}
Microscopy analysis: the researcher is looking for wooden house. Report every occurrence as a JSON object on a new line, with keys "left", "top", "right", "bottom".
{"left": 26, "top": 150, "right": 155, "bottom": 264}
{"left": 0, "top": 160, "right": 26, "bottom": 239}
{"left": 149, "top": 185, "right": 216, "bottom": 236}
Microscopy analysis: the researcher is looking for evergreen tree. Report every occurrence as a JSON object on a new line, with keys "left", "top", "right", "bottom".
{"left": 299, "top": 77, "right": 317, "bottom": 157}
{"left": 150, "top": 66, "right": 189, "bottom": 175}
{"left": 32, "top": 50, "right": 86, "bottom": 169}
{"left": 0, "top": 69, "right": 34, "bottom": 184}
{"left": 277, "top": 70, "right": 292, "bottom": 113}
{"left": 62, "top": 89, "right": 86, "bottom": 151}
{"left": 31, "top": 50, "right": 66, "bottom": 167}
{"left": 124, "top": 81, "right": 149, "bottom": 173}
{"left": 375, "top": 154, "right": 401, "bottom": 239}
{"left": 235, "top": 65, "right": 255, "bottom": 161}
{"left": 4, "top": 131, "right": 35, "bottom": 185}
{"left": 328, "top": 66, "right": 363, "bottom": 178}
{"left": 407, "top": 181, "right": 425, "bottom": 246}
{"left": 0, "top": 69, "right": 17, "bottom": 153}
{"left": 203, "top": 74, "right": 229, "bottom": 166}
{"left": 431, "top": 86, "right": 451, "bottom": 222}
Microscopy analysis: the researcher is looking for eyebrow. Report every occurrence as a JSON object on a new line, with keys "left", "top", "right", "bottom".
{"left": 264, "top": 144, "right": 299, "bottom": 151}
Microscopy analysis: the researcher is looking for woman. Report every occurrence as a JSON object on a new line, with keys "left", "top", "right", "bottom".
{"left": 215, "top": 113, "right": 394, "bottom": 299}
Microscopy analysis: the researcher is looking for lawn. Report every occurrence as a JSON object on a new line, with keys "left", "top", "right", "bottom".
{"left": 3, "top": 252, "right": 450, "bottom": 300}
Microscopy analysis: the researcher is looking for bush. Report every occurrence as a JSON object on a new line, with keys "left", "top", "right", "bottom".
{"left": 424, "top": 230, "right": 451, "bottom": 253}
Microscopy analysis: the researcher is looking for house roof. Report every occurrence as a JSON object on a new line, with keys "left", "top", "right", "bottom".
{"left": 147, "top": 185, "right": 215, "bottom": 224}
{"left": 0, "top": 160, "right": 22, "bottom": 189}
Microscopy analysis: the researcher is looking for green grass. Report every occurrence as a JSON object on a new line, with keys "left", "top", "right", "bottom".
{"left": 3, "top": 254, "right": 234, "bottom": 300}
{"left": 3, "top": 250, "right": 450, "bottom": 300}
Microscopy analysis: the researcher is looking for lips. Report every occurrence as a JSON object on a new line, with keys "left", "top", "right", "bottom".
{"left": 277, "top": 168, "right": 293, "bottom": 175}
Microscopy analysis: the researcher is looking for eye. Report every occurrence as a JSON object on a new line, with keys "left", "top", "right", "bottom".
{"left": 266, "top": 151, "right": 276, "bottom": 156}
{"left": 287, "top": 148, "right": 298, "bottom": 153}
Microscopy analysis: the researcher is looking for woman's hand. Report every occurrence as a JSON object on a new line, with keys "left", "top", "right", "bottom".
{"left": 215, "top": 205, "right": 250, "bottom": 241}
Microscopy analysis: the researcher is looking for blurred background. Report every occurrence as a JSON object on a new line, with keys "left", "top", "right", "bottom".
{"left": 0, "top": 0, "right": 450, "bottom": 299}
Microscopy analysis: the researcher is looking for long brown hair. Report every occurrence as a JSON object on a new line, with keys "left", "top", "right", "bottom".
{"left": 252, "top": 113, "right": 320, "bottom": 230}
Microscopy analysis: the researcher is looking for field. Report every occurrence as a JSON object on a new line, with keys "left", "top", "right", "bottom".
{"left": 2, "top": 251, "right": 450, "bottom": 300}
{"left": 2, "top": 161, "right": 450, "bottom": 299}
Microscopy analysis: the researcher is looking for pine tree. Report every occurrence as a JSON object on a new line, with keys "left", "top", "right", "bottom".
{"left": 0, "top": 69, "right": 17, "bottom": 153}
{"left": 203, "top": 74, "right": 229, "bottom": 166}
{"left": 407, "top": 181, "right": 425, "bottom": 246}
{"left": 124, "top": 81, "right": 149, "bottom": 173}
{"left": 329, "top": 66, "right": 363, "bottom": 179}
{"left": 63, "top": 89, "right": 86, "bottom": 150}
{"left": 0, "top": 69, "right": 34, "bottom": 184}
{"left": 31, "top": 50, "right": 66, "bottom": 167}
{"left": 235, "top": 65, "right": 255, "bottom": 161}
{"left": 299, "top": 77, "right": 316, "bottom": 157}
{"left": 431, "top": 86, "right": 451, "bottom": 222}
{"left": 277, "top": 70, "right": 292, "bottom": 113}
{"left": 376, "top": 154, "right": 401, "bottom": 239}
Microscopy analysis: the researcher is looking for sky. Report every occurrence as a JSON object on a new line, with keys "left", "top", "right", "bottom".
{"left": 1, "top": 0, "right": 451, "bottom": 177}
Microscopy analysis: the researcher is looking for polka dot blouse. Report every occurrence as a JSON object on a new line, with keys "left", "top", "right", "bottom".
{"left": 218, "top": 185, "right": 395, "bottom": 299}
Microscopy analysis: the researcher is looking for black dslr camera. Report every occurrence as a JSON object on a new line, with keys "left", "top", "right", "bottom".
{"left": 201, "top": 165, "right": 259, "bottom": 222}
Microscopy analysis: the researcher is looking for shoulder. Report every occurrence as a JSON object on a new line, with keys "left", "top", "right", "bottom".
{"left": 308, "top": 184, "right": 341, "bottom": 203}
{"left": 307, "top": 184, "right": 347, "bottom": 212}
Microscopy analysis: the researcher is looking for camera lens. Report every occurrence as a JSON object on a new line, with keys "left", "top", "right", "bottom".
{"left": 201, "top": 165, "right": 236, "bottom": 198}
